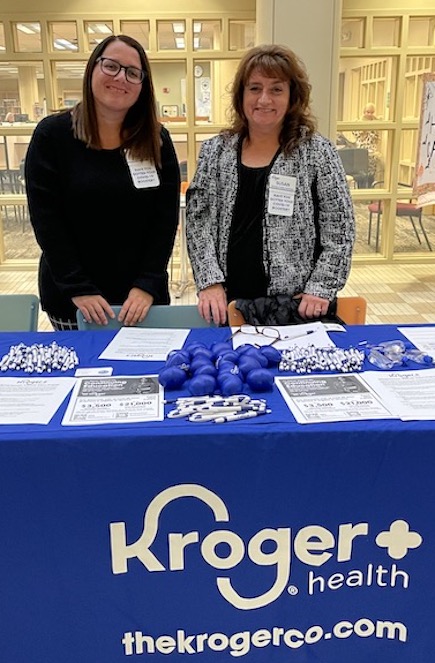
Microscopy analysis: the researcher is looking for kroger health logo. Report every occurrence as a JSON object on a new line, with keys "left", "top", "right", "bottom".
{"left": 109, "top": 484, "right": 422, "bottom": 610}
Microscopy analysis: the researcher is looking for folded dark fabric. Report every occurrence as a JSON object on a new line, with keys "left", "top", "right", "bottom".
{"left": 234, "top": 295, "right": 343, "bottom": 326}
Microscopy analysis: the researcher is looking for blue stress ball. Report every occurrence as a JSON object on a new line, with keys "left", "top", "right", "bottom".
{"left": 219, "top": 374, "right": 244, "bottom": 396}
{"left": 193, "top": 363, "right": 218, "bottom": 377}
{"left": 165, "top": 350, "right": 190, "bottom": 368}
{"left": 158, "top": 367, "right": 188, "bottom": 390}
{"left": 190, "top": 347, "right": 214, "bottom": 361}
{"left": 211, "top": 342, "right": 233, "bottom": 357}
{"left": 246, "top": 368, "right": 274, "bottom": 392}
{"left": 190, "top": 355, "right": 215, "bottom": 373}
{"left": 217, "top": 360, "right": 239, "bottom": 375}
{"left": 243, "top": 347, "right": 269, "bottom": 368}
{"left": 188, "top": 374, "right": 217, "bottom": 396}
{"left": 186, "top": 342, "right": 207, "bottom": 353}
{"left": 259, "top": 345, "right": 282, "bottom": 366}
{"left": 215, "top": 350, "right": 239, "bottom": 366}
{"left": 235, "top": 344, "right": 253, "bottom": 356}
{"left": 238, "top": 355, "right": 262, "bottom": 379}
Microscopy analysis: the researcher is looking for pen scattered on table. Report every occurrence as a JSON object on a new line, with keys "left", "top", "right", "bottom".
{"left": 0, "top": 342, "right": 79, "bottom": 373}
{"left": 166, "top": 394, "right": 271, "bottom": 423}
{"left": 279, "top": 346, "right": 365, "bottom": 373}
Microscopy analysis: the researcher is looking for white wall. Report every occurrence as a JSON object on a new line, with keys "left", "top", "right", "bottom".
{"left": 255, "top": 0, "right": 342, "bottom": 138}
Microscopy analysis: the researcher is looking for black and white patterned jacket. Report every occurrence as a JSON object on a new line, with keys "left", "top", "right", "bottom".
{"left": 186, "top": 131, "right": 355, "bottom": 301}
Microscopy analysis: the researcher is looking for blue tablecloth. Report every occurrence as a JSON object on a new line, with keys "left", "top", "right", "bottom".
{"left": 1, "top": 325, "right": 434, "bottom": 662}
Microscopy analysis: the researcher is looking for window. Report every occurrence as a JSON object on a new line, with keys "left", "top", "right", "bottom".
{"left": 12, "top": 22, "right": 42, "bottom": 53}
{"left": 120, "top": 21, "right": 150, "bottom": 50}
{"left": 0, "top": 9, "right": 255, "bottom": 267}
{"left": 84, "top": 22, "right": 113, "bottom": 51}
{"left": 229, "top": 20, "right": 255, "bottom": 50}
{"left": 48, "top": 22, "right": 78, "bottom": 53}
{"left": 339, "top": 8, "right": 435, "bottom": 260}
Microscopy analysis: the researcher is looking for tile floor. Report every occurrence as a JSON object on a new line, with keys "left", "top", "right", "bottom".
{"left": 1, "top": 261, "right": 435, "bottom": 330}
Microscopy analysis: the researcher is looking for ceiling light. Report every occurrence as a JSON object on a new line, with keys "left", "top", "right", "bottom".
{"left": 175, "top": 37, "right": 185, "bottom": 49}
{"left": 54, "top": 38, "right": 78, "bottom": 50}
{"left": 193, "top": 37, "right": 200, "bottom": 49}
{"left": 172, "top": 22, "right": 185, "bottom": 34}
{"left": 194, "top": 22, "right": 202, "bottom": 33}
{"left": 16, "top": 23, "right": 40, "bottom": 35}
{"left": 89, "top": 23, "right": 112, "bottom": 35}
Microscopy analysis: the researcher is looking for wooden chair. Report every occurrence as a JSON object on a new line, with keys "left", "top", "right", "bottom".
{"left": 0, "top": 293, "right": 39, "bottom": 331}
{"left": 336, "top": 296, "right": 367, "bottom": 324}
{"left": 76, "top": 304, "right": 213, "bottom": 330}
{"left": 368, "top": 181, "right": 432, "bottom": 252}
{"left": 227, "top": 296, "right": 367, "bottom": 326}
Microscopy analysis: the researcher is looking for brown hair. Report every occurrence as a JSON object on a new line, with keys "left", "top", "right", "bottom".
{"left": 228, "top": 44, "right": 317, "bottom": 154}
{"left": 72, "top": 35, "right": 161, "bottom": 165}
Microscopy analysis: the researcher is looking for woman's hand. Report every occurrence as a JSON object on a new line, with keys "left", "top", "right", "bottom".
{"left": 72, "top": 294, "right": 115, "bottom": 325}
{"left": 198, "top": 284, "right": 227, "bottom": 325}
{"left": 118, "top": 288, "right": 154, "bottom": 326}
{"left": 295, "top": 293, "right": 330, "bottom": 319}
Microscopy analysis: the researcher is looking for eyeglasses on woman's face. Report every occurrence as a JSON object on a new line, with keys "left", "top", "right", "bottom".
{"left": 96, "top": 56, "right": 145, "bottom": 84}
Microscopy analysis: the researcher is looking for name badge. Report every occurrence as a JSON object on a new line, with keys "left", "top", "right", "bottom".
{"left": 267, "top": 173, "right": 296, "bottom": 217}
{"left": 126, "top": 153, "right": 160, "bottom": 189}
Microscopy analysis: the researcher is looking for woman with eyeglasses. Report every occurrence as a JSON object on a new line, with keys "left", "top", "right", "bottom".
{"left": 186, "top": 44, "right": 355, "bottom": 326}
{"left": 25, "top": 34, "right": 180, "bottom": 330}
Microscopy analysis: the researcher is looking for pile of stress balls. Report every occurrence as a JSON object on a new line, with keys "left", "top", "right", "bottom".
{"left": 158, "top": 341, "right": 281, "bottom": 396}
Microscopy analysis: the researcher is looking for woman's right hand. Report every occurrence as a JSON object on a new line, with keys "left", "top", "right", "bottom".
{"left": 198, "top": 284, "right": 227, "bottom": 325}
{"left": 72, "top": 294, "right": 115, "bottom": 325}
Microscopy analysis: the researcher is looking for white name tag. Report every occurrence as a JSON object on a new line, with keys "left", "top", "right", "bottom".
{"left": 267, "top": 173, "right": 296, "bottom": 217}
{"left": 126, "top": 154, "right": 160, "bottom": 189}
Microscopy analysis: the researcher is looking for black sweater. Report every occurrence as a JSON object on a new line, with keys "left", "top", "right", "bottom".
{"left": 25, "top": 111, "right": 180, "bottom": 320}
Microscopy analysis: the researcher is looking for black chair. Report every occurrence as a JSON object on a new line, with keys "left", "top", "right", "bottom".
{"left": 337, "top": 147, "right": 370, "bottom": 188}
{"left": 228, "top": 296, "right": 368, "bottom": 326}
{"left": 179, "top": 160, "right": 187, "bottom": 183}
{"left": 367, "top": 181, "right": 432, "bottom": 252}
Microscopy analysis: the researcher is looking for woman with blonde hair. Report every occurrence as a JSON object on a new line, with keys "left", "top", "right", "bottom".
{"left": 353, "top": 102, "right": 383, "bottom": 187}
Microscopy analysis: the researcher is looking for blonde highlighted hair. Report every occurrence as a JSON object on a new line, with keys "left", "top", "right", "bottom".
{"left": 228, "top": 44, "right": 317, "bottom": 154}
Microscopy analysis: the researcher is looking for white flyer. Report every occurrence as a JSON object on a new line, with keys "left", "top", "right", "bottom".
{"left": 62, "top": 374, "right": 164, "bottom": 426}
{"left": 0, "top": 377, "right": 75, "bottom": 425}
{"left": 361, "top": 368, "right": 435, "bottom": 420}
{"left": 230, "top": 321, "right": 335, "bottom": 351}
{"left": 275, "top": 372, "right": 395, "bottom": 424}
{"left": 98, "top": 327, "right": 190, "bottom": 361}
{"left": 397, "top": 326, "right": 435, "bottom": 357}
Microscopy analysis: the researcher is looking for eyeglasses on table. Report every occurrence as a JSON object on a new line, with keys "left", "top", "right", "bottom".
{"left": 228, "top": 324, "right": 316, "bottom": 347}
{"left": 229, "top": 324, "right": 288, "bottom": 346}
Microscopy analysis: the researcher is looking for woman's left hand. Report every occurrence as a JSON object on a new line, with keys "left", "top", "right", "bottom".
{"left": 119, "top": 288, "right": 154, "bottom": 326}
{"left": 295, "top": 294, "right": 330, "bottom": 319}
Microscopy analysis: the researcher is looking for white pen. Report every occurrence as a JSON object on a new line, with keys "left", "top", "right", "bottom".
{"left": 189, "top": 412, "right": 230, "bottom": 422}
{"left": 165, "top": 394, "right": 250, "bottom": 406}
{"left": 281, "top": 329, "right": 316, "bottom": 342}
{"left": 175, "top": 405, "right": 242, "bottom": 419}
{"left": 214, "top": 410, "right": 262, "bottom": 423}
